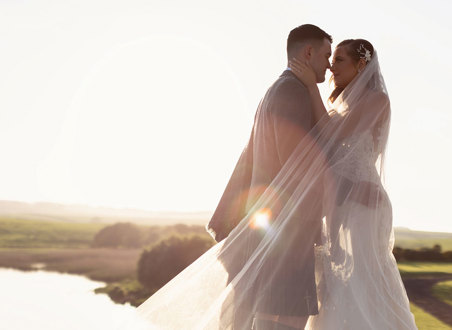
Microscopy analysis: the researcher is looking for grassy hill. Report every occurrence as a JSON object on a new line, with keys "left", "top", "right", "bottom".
{"left": 1, "top": 216, "right": 451, "bottom": 250}
{"left": 0, "top": 217, "right": 106, "bottom": 248}
{"left": 1, "top": 216, "right": 452, "bottom": 326}
{"left": 0, "top": 217, "right": 210, "bottom": 249}
{"left": 394, "top": 228, "right": 452, "bottom": 251}
{"left": 0, "top": 200, "right": 210, "bottom": 226}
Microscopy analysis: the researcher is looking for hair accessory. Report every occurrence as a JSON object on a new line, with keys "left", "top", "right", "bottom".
{"left": 357, "top": 44, "right": 372, "bottom": 62}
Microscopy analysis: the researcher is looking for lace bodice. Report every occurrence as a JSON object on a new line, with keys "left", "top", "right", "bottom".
{"left": 330, "top": 130, "right": 381, "bottom": 183}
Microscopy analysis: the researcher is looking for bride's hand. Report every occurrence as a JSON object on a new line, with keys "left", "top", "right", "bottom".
{"left": 289, "top": 58, "right": 316, "bottom": 88}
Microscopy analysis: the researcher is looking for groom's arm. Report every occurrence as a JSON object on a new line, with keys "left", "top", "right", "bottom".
{"left": 271, "top": 80, "right": 313, "bottom": 166}
{"left": 272, "top": 78, "right": 324, "bottom": 246}
{"left": 206, "top": 126, "right": 255, "bottom": 242}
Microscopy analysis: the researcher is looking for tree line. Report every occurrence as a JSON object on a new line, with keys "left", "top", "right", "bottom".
{"left": 92, "top": 222, "right": 452, "bottom": 302}
{"left": 393, "top": 244, "right": 452, "bottom": 262}
{"left": 91, "top": 222, "right": 209, "bottom": 249}
{"left": 91, "top": 222, "right": 215, "bottom": 295}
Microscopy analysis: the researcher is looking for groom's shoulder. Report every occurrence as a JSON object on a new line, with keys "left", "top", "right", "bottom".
{"left": 260, "top": 71, "right": 311, "bottom": 118}
{"left": 268, "top": 70, "right": 309, "bottom": 99}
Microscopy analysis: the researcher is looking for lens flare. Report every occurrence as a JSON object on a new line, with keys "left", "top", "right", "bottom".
{"left": 250, "top": 208, "right": 272, "bottom": 230}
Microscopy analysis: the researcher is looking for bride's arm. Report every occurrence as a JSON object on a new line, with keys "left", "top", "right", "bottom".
{"left": 289, "top": 59, "right": 329, "bottom": 130}
{"left": 289, "top": 59, "right": 355, "bottom": 139}
{"left": 289, "top": 59, "right": 357, "bottom": 141}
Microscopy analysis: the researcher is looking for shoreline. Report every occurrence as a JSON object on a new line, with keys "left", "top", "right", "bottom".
{"left": 0, "top": 247, "right": 150, "bottom": 306}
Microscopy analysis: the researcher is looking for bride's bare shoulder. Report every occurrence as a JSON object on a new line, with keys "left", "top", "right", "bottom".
{"left": 368, "top": 90, "right": 390, "bottom": 107}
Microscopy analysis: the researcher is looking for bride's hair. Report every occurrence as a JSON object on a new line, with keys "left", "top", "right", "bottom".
{"left": 329, "top": 39, "right": 374, "bottom": 104}
{"left": 287, "top": 24, "right": 332, "bottom": 59}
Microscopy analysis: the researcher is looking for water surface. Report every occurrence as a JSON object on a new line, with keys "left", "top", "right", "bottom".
{"left": 0, "top": 267, "right": 137, "bottom": 330}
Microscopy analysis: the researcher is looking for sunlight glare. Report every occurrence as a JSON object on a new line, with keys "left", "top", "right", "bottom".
{"left": 251, "top": 208, "right": 272, "bottom": 230}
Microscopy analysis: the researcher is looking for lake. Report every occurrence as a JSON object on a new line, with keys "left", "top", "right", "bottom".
{"left": 0, "top": 267, "right": 137, "bottom": 330}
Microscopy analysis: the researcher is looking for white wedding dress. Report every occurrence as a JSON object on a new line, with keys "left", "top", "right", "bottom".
{"left": 307, "top": 130, "right": 417, "bottom": 330}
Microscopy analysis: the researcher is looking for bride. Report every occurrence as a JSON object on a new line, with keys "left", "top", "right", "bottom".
{"left": 123, "top": 39, "right": 417, "bottom": 330}
{"left": 289, "top": 39, "right": 417, "bottom": 329}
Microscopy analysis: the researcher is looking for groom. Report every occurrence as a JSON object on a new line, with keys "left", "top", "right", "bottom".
{"left": 207, "top": 24, "right": 332, "bottom": 329}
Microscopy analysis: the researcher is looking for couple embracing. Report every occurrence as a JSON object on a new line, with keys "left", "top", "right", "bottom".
{"left": 127, "top": 24, "right": 418, "bottom": 330}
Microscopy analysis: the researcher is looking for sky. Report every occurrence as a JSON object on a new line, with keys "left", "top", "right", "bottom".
{"left": 0, "top": 0, "right": 451, "bottom": 232}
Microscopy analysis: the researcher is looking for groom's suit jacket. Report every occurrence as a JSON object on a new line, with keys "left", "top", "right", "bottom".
{"left": 207, "top": 70, "right": 322, "bottom": 317}
{"left": 207, "top": 69, "right": 319, "bottom": 242}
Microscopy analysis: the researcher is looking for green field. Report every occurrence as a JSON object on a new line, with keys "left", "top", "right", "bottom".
{"left": 400, "top": 263, "right": 452, "bottom": 329}
{"left": 410, "top": 303, "right": 451, "bottom": 330}
{"left": 1, "top": 217, "right": 452, "bottom": 323}
{"left": 433, "top": 280, "right": 452, "bottom": 308}
{"left": 398, "top": 262, "right": 452, "bottom": 277}
{"left": 0, "top": 217, "right": 106, "bottom": 248}
{"left": 2, "top": 217, "right": 452, "bottom": 250}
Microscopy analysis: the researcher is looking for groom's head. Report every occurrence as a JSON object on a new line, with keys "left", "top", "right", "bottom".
{"left": 287, "top": 24, "right": 332, "bottom": 83}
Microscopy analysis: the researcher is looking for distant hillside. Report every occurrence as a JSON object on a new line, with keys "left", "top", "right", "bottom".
{"left": 0, "top": 217, "right": 105, "bottom": 248}
{"left": 0, "top": 200, "right": 211, "bottom": 226}
{"left": 394, "top": 227, "right": 452, "bottom": 251}
{"left": 0, "top": 217, "right": 210, "bottom": 249}
{"left": 1, "top": 200, "right": 451, "bottom": 250}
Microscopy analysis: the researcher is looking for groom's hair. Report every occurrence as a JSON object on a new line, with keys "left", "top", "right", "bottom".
{"left": 287, "top": 24, "right": 332, "bottom": 58}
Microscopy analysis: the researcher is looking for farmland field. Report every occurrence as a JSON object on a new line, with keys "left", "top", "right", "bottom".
{"left": 410, "top": 303, "right": 451, "bottom": 330}
{"left": 433, "top": 280, "right": 452, "bottom": 308}
{"left": 1, "top": 216, "right": 452, "bottom": 326}
{"left": 0, "top": 217, "right": 106, "bottom": 248}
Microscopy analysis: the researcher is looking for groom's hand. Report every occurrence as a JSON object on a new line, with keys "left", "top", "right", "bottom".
{"left": 336, "top": 179, "right": 383, "bottom": 209}
{"left": 355, "top": 181, "right": 383, "bottom": 208}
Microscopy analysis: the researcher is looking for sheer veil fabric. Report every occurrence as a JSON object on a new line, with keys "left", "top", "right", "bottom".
{"left": 122, "top": 53, "right": 417, "bottom": 329}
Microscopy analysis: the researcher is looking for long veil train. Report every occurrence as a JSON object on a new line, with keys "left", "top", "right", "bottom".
{"left": 121, "top": 52, "right": 416, "bottom": 329}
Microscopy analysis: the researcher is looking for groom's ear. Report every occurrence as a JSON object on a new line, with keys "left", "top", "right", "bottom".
{"left": 304, "top": 45, "right": 313, "bottom": 60}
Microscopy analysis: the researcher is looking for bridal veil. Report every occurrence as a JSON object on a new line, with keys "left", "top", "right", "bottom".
{"left": 121, "top": 52, "right": 416, "bottom": 329}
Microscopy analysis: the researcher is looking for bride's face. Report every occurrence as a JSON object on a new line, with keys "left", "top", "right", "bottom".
{"left": 330, "top": 46, "right": 360, "bottom": 88}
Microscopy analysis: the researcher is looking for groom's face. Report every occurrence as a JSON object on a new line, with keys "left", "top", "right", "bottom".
{"left": 309, "top": 39, "right": 332, "bottom": 83}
